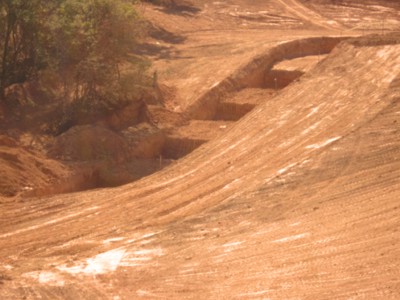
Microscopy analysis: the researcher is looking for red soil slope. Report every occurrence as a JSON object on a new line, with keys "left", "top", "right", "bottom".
{"left": 1, "top": 37, "right": 399, "bottom": 299}
{"left": 0, "top": 0, "right": 399, "bottom": 299}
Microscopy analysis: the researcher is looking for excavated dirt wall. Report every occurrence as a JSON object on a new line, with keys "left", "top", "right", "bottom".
{"left": 187, "top": 36, "right": 347, "bottom": 120}
{"left": 122, "top": 124, "right": 166, "bottom": 159}
{"left": 22, "top": 166, "right": 100, "bottom": 198}
{"left": 4, "top": 38, "right": 347, "bottom": 197}
{"left": 263, "top": 69, "right": 305, "bottom": 89}
{"left": 162, "top": 137, "right": 206, "bottom": 159}
{"left": 215, "top": 102, "right": 255, "bottom": 121}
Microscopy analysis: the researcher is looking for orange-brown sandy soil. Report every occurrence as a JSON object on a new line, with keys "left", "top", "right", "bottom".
{"left": 1, "top": 0, "right": 400, "bottom": 299}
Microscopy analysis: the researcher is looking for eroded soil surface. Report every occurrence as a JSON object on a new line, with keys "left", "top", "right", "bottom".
{"left": 1, "top": 0, "right": 400, "bottom": 299}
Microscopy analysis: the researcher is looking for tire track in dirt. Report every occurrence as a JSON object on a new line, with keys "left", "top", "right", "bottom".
{"left": 275, "top": 0, "right": 346, "bottom": 30}
{"left": 1, "top": 34, "right": 400, "bottom": 299}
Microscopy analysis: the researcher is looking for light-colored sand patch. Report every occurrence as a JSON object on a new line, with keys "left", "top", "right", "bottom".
{"left": 120, "top": 248, "right": 164, "bottom": 267}
{"left": 306, "top": 136, "right": 341, "bottom": 149}
{"left": 58, "top": 248, "right": 126, "bottom": 275}
{"left": 302, "top": 120, "right": 322, "bottom": 135}
{"left": 239, "top": 289, "right": 269, "bottom": 297}
{"left": 24, "top": 271, "right": 65, "bottom": 287}
{"left": 2, "top": 264, "right": 13, "bottom": 270}
{"left": 38, "top": 272, "right": 65, "bottom": 286}
{"left": 211, "top": 81, "right": 220, "bottom": 88}
{"left": 126, "top": 231, "right": 161, "bottom": 244}
{"left": 306, "top": 106, "right": 320, "bottom": 118}
{"left": 222, "top": 241, "right": 243, "bottom": 253}
{"left": 137, "top": 289, "right": 163, "bottom": 298}
{"left": 223, "top": 178, "right": 241, "bottom": 190}
{"left": 272, "top": 233, "right": 309, "bottom": 243}
{"left": 103, "top": 237, "right": 125, "bottom": 244}
{"left": 289, "top": 222, "right": 302, "bottom": 227}
{"left": 0, "top": 206, "right": 100, "bottom": 239}
{"left": 277, "top": 163, "right": 296, "bottom": 175}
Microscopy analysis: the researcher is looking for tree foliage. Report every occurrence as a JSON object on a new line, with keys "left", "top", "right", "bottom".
{"left": 0, "top": 0, "right": 149, "bottom": 114}
{"left": 0, "top": 0, "right": 52, "bottom": 99}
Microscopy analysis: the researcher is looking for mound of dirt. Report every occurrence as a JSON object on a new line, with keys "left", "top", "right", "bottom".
{"left": 50, "top": 125, "right": 130, "bottom": 163}
{"left": 0, "top": 136, "right": 71, "bottom": 198}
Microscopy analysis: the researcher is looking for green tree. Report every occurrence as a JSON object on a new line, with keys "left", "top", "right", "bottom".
{"left": 0, "top": 0, "right": 149, "bottom": 116}
{"left": 50, "top": 0, "right": 149, "bottom": 113}
{"left": 0, "top": 0, "right": 55, "bottom": 101}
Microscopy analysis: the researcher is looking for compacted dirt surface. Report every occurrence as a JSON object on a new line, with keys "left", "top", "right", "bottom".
{"left": 1, "top": 0, "right": 400, "bottom": 299}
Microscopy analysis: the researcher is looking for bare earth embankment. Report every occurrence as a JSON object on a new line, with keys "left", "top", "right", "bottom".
{"left": 0, "top": 0, "right": 400, "bottom": 299}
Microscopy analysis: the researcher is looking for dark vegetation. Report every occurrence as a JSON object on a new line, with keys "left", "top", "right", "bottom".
{"left": 0, "top": 0, "right": 151, "bottom": 133}
{"left": 143, "top": 0, "right": 200, "bottom": 15}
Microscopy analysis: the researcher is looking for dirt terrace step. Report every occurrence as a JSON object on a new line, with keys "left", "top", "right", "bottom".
{"left": 163, "top": 120, "right": 235, "bottom": 159}
{"left": 273, "top": 54, "right": 327, "bottom": 73}
{"left": 216, "top": 88, "right": 277, "bottom": 121}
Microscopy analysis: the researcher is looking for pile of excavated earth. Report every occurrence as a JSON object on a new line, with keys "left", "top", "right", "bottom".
{"left": 1, "top": 0, "right": 400, "bottom": 298}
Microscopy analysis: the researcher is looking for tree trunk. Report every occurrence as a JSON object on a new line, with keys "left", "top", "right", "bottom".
{"left": 0, "top": 9, "right": 14, "bottom": 102}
